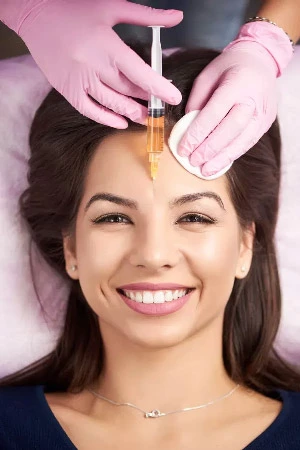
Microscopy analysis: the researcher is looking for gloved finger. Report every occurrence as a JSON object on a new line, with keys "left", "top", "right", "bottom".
{"left": 102, "top": 69, "right": 150, "bottom": 101}
{"left": 200, "top": 118, "right": 261, "bottom": 177}
{"left": 185, "top": 67, "right": 219, "bottom": 113}
{"left": 87, "top": 78, "right": 147, "bottom": 124}
{"left": 189, "top": 101, "right": 255, "bottom": 167}
{"left": 118, "top": 3, "right": 183, "bottom": 28}
{"left": 77, "top": 95, "right": 128, "bottom": 128}
{"left": 177, "top": 86, "right": 235, "bottom": 157}
{"left": 116, "top": 39, "right": 182, "bottom": 105}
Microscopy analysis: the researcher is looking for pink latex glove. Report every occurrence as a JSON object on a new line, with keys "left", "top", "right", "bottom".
{"left": 178, "top": 21, "right": 294, "bottom": 177}
{"left": 0, "top": 0, "right": 183, "bottom": 128}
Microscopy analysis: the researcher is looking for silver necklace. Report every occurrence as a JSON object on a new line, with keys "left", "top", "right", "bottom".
{"left": 87, "top": 384, "right": 240, "bottom": 419}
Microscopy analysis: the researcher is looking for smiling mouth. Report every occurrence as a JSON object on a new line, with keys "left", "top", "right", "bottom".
{"left": 117, "top": 288, "right": 194, "bottom": 304}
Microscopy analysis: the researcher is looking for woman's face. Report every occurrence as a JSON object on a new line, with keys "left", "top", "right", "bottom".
{"left": 64, "top": 131, "right": 253, "bottom": 349}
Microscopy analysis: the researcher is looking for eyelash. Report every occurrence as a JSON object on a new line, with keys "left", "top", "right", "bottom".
{"left": 91, "top": 214, "right": 131, "bottom": 224}
{"left": 176, "top": 214, "right": 216, "bottom": 225}
{"left": 91, "top": 213, "right": 216, "bottom": 225}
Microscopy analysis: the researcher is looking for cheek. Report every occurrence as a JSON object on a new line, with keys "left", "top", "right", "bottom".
{"left": 183, "top": 225, "right": 241, "bottom": 328}
{"left": 184, "top": 225, "right": 241, "bottom": 287}
{"left": 74, "top": 223, "right": 131, "bottom": 295}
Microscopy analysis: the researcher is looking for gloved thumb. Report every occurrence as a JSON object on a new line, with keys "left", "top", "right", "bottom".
{"left": 118, "top": 2, "right": 183, "bottom": 28}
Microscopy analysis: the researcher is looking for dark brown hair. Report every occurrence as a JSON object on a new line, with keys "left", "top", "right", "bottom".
{"left": 1, "top": 45, "right": 299, "bottom": 394}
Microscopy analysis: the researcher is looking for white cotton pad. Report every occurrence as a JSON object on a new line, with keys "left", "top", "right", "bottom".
{"left": 168, "top": 110, "right": 232, "bottom": 180}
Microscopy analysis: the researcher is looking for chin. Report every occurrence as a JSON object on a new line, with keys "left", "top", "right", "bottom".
{"left": 124, "top": 324, "right": 195, "bottom": 350}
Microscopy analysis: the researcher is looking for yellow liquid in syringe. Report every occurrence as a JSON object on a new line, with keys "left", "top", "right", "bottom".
{"left": 146, "top": 114, "right": 165, "bottom": 180}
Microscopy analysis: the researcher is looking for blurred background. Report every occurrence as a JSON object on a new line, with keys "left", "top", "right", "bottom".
{"left": 0, "top": 0, "right": 263, "bottom": 60}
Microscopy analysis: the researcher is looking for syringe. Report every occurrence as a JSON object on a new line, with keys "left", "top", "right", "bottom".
{"left": 147, "top": 26, "right": 165, "bottom": 181}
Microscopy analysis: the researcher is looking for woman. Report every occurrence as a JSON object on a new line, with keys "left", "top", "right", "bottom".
{"left": 0, "top": 46, "right": 300, "bottom": 449}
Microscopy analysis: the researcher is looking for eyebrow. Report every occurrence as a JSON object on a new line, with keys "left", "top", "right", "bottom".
{"left": 85, "top": 191, "right": 225, "bottom": 212}
{"left": 170, "top": 192, "right": 225, "bottom": 210}
{"left": 85, "top": 192, "right": 138, "bottom": 211}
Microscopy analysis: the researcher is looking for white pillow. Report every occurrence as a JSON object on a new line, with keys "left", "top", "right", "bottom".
{"left": 275, "top": 46, "right": 300, "bottom": 359}
{"left": 0, "top": 48, "right": 299, "bottom": 377}
{"left": 0, "top": 55, "right": 69, "bottom": 377}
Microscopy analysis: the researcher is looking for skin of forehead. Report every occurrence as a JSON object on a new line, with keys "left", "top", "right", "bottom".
{"left": 81, "top": 131, "right": 231, "bottom": 213}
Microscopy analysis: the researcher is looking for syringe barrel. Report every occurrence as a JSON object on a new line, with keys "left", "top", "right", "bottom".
{"left": 147, "top": 25, "right": 165, "bottom": 180}
{"left": 148, "top": 106, "right": 165, "bottom": 118}
{"left": 147, "top": 111, "right": 165, "bottom": 154}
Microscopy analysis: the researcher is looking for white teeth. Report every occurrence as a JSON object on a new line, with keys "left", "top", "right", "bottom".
{"left": 165, "top": 291, "right": 173, "bottom": 302}
{"left": 121, "top": 289, "right": 190, "bottom": 304}
{"left": 154, "top": 291, "right": 165, "bottom": 304}
{"left": 143, "top": 292, "right": 154, "bottom": 304}
{"left": 135, "top": 292, "right": 143, "bottom": 303}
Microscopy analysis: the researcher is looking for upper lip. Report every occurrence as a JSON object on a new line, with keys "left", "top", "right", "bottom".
{"left": 117, "top": 283, "right": 193, "bottom": 291}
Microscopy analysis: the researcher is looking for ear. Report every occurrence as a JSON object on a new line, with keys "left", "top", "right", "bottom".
{"left": 235, "top": 222, "right": 255, "bottom": 279}
{"left": 63, "top": 233, "right": 78, "bottom": 280}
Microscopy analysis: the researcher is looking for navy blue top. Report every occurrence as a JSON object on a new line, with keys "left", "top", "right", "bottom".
{"left": 0, "top": 385, "right": 300, "bottom": 449}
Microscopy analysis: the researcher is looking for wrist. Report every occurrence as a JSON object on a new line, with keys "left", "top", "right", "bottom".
{"left": 223, "top": 21, "right": 294, "bottom": 77}
{"left": 0, "top": 0, "right": 48, "bottom": 34}
{"left": 246, "top": 16, "right": 295, "bottom": 46}
{"left": 256, "top": 0, "right": 300, "bottom": 44}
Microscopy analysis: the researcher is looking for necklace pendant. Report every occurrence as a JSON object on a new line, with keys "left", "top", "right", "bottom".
{"left": 145, "top": 409, "right": 163, "bottom": 418}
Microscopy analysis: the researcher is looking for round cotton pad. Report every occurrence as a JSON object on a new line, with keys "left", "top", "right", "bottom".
{"left": 168, "top": 110, "right": 232, "bottom": 180}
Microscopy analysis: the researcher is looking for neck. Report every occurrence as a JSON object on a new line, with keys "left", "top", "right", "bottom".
{"left": 91, "top": 318, "right": 236, "bottom": 415}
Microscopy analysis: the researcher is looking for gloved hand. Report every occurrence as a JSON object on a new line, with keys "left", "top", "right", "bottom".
{"left": 0, "top": 0, "right": 183, "bottom": 128}
{"left": 178, "top": 21, "right": 294, "bottom": 177}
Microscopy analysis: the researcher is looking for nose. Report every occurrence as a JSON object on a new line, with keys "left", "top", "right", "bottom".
{"left": 128, "top": 221, "right": 181, "bottom": 271}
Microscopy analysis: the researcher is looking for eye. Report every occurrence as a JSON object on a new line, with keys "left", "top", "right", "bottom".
{"left": 177, "top": 213, "right": 216, "bottom": 225}
{"left": 91, "top": 214, "right": 132, "bottom": 224}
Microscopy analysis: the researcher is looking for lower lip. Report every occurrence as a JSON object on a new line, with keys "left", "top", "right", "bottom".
{"left": 118, "top": 291, "right": 193, "bottom": 316}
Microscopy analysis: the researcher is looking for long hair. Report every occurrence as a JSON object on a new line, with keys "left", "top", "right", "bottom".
{"left": 1, "top": 45, "right": 299, "bottom": 393}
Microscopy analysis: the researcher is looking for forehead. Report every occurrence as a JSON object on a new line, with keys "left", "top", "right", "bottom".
{"left": 82, "top": 131, "right": 232, "bottom": 207}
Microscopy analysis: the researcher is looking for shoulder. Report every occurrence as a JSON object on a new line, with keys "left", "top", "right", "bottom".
{"left": 0, "top": 384, "right": 43, "bottom": 406}
{"left": 262, "top": 390, "right": 300, "bottom": 445}
{"left": 279, "top": 389, "right": 300, "bottom": 414}
{"left": 0, "top": 385, "right": 48, "bottom": 448}
{"left": 0, "top": 385, "right": 44, "bottom": 429}
{"left": 277, "top": 388, "right": 300, "bottom": 402}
